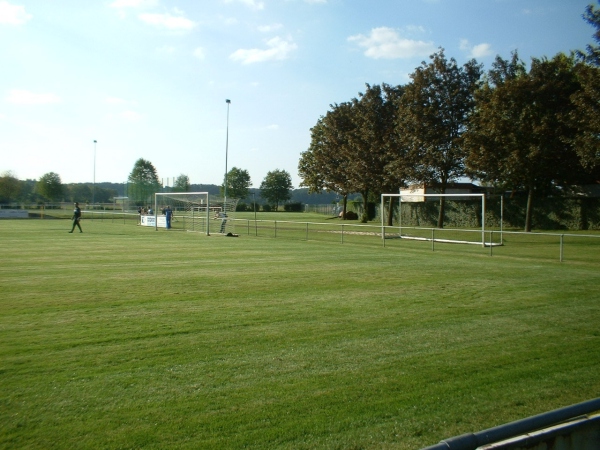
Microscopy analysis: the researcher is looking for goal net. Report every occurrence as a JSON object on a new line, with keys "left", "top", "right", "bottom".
{"left": 381, "top": 192, "right": 488, "bottom": 246}
{"left": 153, "top": 192, "right": 239, "bottom": 235}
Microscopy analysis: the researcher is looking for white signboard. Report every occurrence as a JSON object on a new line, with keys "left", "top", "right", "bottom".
{"left": 140, "top": 215, "right": 167, "bottom": 228}
{"left": 0, "top": 210, "right": 29, "bottom": 218}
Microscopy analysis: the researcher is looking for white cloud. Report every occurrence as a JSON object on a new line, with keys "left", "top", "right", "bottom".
{"left": 193, "top": 47, "right": 205, "bottom": 60}
{"left": 460, "top": 39, "right": 493, "bottom": 58}
{"left": 230, "top": 36, "right": 297, "bottom": 64}
{"left": 348, "top": 27, "right": 435, "bottom": 59}
{"left": 223, "top": 0, "right": 265, "bottom": 11}
{"left": 6, "top": 89, "right": 61, "bottom": 105}
{"left": 258, "top": 23, "right": 283, "bottom": 33}
{"left": 470, "top": 43, "right": 493, "bottom": 58}
{"left": 0, "top": 1, "right": 32, "bottom": 25}
{"left": 139, "top": 12, "right": 196, "bottom": 30}
{"left": 304, "top": 0, "right": 327, "bottom": 3}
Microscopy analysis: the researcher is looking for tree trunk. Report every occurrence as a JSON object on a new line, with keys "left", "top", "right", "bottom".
{"left": 361, "top": 190, "right": 369, "bottom": 223}
{"left": 437, "top": 196, "right": 446, "bottom": 229}
{"left": 386, "top": 196, "right": 395, "bottom": 226}
{"left": 524, "top": 187, "right": 534, "bottom": 232}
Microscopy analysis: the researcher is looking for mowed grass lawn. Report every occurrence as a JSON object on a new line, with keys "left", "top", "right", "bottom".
{"left": 1, "top": 219, "right": 599, "bottom": 449}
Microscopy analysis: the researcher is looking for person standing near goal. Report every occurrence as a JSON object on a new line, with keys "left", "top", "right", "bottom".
{"left": 214, "top": 210, "right": 227, "bottom": 233}
{"left": 69, "top": 202, "right": 82, "bottom": 233}
{"left": 165, "top": 205, "right": 173, "bottom": 229}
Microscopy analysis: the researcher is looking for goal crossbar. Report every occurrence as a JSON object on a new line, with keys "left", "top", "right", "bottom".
{"left": 381, "top": 193, "right": 486, "bottom": 246}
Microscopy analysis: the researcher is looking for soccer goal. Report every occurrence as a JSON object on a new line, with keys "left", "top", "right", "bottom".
{"left": 153, "top": 192, "right": 239, "bottom": 235}
{"left": 153, "top": 192, "right": 210, "bottom": 234}
{"left": 381, "top": 192, "right": 490, "bottom": 246}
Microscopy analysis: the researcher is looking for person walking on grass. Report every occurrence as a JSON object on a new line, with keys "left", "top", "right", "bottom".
{"left": 69, "top": 202, "right": 82, "bottom": 233}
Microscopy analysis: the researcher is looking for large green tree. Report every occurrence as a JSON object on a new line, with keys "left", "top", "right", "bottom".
{"left": 300, "top": 84, "right": 406, "bottom": 222}
{"left": 127, "top": 158, "right": 160, "bottom": 205}
{"left": 348, "top": 83, "right": 405, "bottom": 222}
{"left": 0, "top": 171, "right": 22, "bottom": 203}
{"left": 579, "top": 1, "right": 600, "bottom": 66}
{"left": 570, "top": 63, "right": 600, "bottom": 171}
{"left": 222, "top": 167, "right": 251, "bottom": 200}
{"left": 299, "top": 103, "right": 356, "bottom": 219}
{"left": 174, "top": 174, "right": 191, "bottom": 192}
{"left": 37, "top": 172, "right": 64, "bottom": 202}
{"left": 67, "top": 184, "right": 92, "bottom": 203}
{"left": 260, "top": 169, "right": 293, "bottom": 211}
{"left": 572, "top": 2, "right": 600, "bottom": 171}
{"left": 396, "top": 48, "right": 482, "bottom": 228}
{"left": 465, "top": 53, "right": 585, "bottom": 231}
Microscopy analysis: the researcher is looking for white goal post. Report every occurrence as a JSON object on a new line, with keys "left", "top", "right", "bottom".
{"left": 381, "top": 192, "right": 487, "bottom": 246}
{"left": 154, "top": 192, "right": 210, "bottom": 234}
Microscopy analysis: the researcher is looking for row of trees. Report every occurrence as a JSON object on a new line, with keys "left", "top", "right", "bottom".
{"left": 127, "top": 158, "right": 295, "bottom": 209}
{"left": 0, "top": 171, "right": 117, "bottom": 204}
{"left": 299, "top": 3, "right": 600, "bottom": 231}
{"left": 1, "top": 159, "right": 296, "bottom": 210}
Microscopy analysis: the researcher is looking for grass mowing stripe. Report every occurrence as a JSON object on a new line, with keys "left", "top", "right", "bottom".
{"left": 0, "top": 220, "right": 599, "bottom": 449}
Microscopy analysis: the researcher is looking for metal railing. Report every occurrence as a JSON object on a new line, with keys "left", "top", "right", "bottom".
{"left": 231, "top": 219, "right": 600, "bottom": 263}
{"left": 421, "top": 397, "right": 600, "bottom": 450}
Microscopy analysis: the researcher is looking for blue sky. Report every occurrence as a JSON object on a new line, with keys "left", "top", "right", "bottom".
{"left": 0, "top": 0, "right": 595, "bottom": 189}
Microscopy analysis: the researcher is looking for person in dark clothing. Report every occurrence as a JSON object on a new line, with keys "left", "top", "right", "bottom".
{"left": 165, "top": 206, "right": 173, "bottom": 229}
{"left": 69, "top": 202, "right": 82, "bottom": 233}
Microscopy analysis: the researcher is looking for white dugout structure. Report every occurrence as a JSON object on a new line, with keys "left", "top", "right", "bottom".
{"left": 381, "top": 193, "right": 494, "bottom": 247}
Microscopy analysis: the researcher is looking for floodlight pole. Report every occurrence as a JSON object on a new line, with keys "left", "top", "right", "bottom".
{"left": 93, "top": 140, "right": 97, "bottom": 209}
{"left": 224, "top": 99, "right": 231, "bottom": 204}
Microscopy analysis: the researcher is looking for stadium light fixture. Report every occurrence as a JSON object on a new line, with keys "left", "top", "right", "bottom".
{"left": 224, "top": 99, "right": 231, "bottom": 203}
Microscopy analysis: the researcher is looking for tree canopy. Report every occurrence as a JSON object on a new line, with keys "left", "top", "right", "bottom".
{"left": 0, "top": 171, "right": 21, "bottom": 203}
{"left": 396, "top": 49, "right": 482, "bottom": 227}
{"left": 37, "top": 172, "right": 64, "bottom": 202}
{"left": 222, "top": 167, "right": 251, "bottom": 200}
{"left": 465, "top": 53, "right": 587, "bottom": 231}
{"left": 260, "top": 169, "right": 293, "bottom": 210}
{"left": 127, "top": 158, "right": 160, "bottom": 205}
{"left": 174, "top": 174, "right": 191, "bottom": 192}
{"left": 579, "top": 1, "right": 600, "bottom": 66}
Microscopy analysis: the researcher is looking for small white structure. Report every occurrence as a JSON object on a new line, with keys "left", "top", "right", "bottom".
{"left": 400, "top": 183, "right": 481, "bottom": 202}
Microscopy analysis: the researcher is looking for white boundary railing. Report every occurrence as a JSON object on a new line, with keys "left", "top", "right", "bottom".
{"left": 229, "top": 218, "right": 599, "bottom": 263}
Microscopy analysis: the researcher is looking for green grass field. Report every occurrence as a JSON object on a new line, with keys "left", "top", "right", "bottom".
{"left": 1, "top": 219, "right": 599, "bottom": 449}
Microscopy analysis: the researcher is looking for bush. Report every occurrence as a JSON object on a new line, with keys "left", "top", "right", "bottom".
{"left": 342, "top": 211, "right": 358, "bottom": 220}
{"left": 236, "top": 202, "right": 247, "bottom": 212}
{"left": 283, "top": 202, "right": 303, "bottom": 212}
{"left": 262, "top": 204, "right": 272, "bottom": 212}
